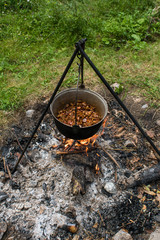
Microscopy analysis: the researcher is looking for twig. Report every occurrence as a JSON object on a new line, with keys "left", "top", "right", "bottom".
{"left": 11, "top": 128, "right": 29, "bottom": 161}
{"left": 3, "top": 157, "right": 7, "bottom": 172}
{"left": 152, "top": 108, "right": 159, "bottom": 120}
{"left": 115, "top": 166, "right": 118, "bottom": 182}
{"left": 6, "top": 164, "right": 12, "bottom": 180}
{"left": 81, "top": 226, "right": 94, "bottom": 240}
{"left": 104, "top": 147, "right": 136, "bottom": 152}
{"left": 39, "top": 145, "right": 51, "bottom": 152}
{"left": 98, "top": 144, "right": 121, "bottom": 168}
{"left": 97, "top": 210, "right": 105, "bottom": 227}
{"left": 56, "top": 150, "right": 86, "bottom": 155}
{"left": 12, "top": 128, "right": 23, "bottom": 152}
{"left": 3, "top": 157, "right": 12, "bottom": 179}
{"left": 56, "top": 147, "right": 98, "bottom": 155}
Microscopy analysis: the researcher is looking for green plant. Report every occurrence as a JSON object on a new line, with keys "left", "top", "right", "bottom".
{"left": 0, "top": 0, "right": 160, "bottom": 113}
{"left": 0, "top": 0, "right": 44, "bottom": 12}
{"left": 0, "top": 84, "right": 26, "bottom": 110}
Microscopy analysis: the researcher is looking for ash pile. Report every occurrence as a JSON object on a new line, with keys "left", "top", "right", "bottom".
{"left": 0, "top": 99, "right": 160, "bottom": 240}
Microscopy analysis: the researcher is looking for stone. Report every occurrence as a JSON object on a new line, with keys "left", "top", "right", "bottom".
{"left": 0, "top": 220, "right": 7, "bottom": 240}
{"left": 67, "top": 223, "right": 79, "bottom": 234}
{"left": 124, "top": 140, "right": 136, "bottom": 148}
{"left": 0, "top": 192, "right": 8, "bottom": 203}
{"left": 26, "top": 109, "right": 35, "bottom": 118}
{"left": 29, "top": 180, "right": 38, "bottom": 188}
{"left": 112, "top": 229, "right": 133, "bottom": 240}
{"left": 24, "top": 202, "right": 32, "bottom": 209}
{"left": 65, "top": 206, "right": 77, "bottom": 219}
{"left": 104, "top": 182, "right": 117, "bottom": 194}
{"left": 142, "top": 104, "right": 148, "bottom": 109}
{"left": 154, "top": 214, "right": 160, "bottom": 223}
{"left": 72, "top": 235, "right": 80, "bottom": 240}
{"left": 0, "top": 182, "right": 4, "bottom": 190}
{"left": 148, "top": 227, "right": 160, "bottom": 240}
{"left": 17, "top": 203, "right": 24, "bottom": 210}
{"left": 156, "top": 120, "right": 160, "bottom": 126}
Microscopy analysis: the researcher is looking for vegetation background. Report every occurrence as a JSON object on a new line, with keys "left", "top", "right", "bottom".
{"left": 0, "top": 0, "right": 160, "bottom": 127}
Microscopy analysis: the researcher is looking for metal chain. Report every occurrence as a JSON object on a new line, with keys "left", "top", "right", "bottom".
{"left": 75, "top": 59, "right": 81, "bottom": 125}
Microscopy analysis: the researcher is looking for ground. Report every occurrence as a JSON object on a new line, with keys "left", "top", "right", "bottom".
{"left": 0, "top": 87, "right": 160, "bottom": 240}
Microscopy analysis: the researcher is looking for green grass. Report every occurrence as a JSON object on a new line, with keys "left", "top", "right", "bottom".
{"left": 0, "top": 0, "right": 160, "bottom": 128}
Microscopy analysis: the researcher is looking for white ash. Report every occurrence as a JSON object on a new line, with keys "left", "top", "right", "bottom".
{"left": 0, "top": 133, "right": 128, "bottom": 239}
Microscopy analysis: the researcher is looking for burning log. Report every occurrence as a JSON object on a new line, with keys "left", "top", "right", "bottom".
{"left": 118, "top": 164, "right": 160, "bottom": 189}
{"left": 56, "top": 147, "right": 97, "bottom": 155}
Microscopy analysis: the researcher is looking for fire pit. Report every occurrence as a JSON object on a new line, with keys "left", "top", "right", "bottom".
{"left": 0, "top": 98, "right": 159, "bottom": 240}
{"left": 50, "top": 88, "right": 108, "bottom": 140}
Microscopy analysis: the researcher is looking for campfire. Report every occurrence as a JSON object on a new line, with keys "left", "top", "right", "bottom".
{"left": 56, "top": 118, "right": 107, "bottom": 154}
{"left": 0, "top": 99, "right": 160, "bottom": 240}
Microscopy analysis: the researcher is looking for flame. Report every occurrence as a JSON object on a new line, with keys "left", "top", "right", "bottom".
{"left": 52, "top": 144, "right": 58, "bottom": 149}
{"left": 100, "top": 117, "right": 107, "bottom": 136}
{"left": 95, "top": 163, "right": 100, "bottom": 174}
{"left": 62, "top": 117, "right": 107, "bottom": 154}
{"left": 86, "top": 146, "right": 89, "bottom": 156}
{"left": 64, "top": 139, "right": 74, "bottom": 150}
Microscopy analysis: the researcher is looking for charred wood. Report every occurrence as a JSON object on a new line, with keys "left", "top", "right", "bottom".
{"left": 118, "top": 164, "right": 160, "bottom": 189}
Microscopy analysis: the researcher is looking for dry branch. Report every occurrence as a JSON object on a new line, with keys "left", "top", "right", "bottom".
{"left": 97, "top": 144, "right": 121, "bottom": 168}
{"left": 6, "top": 165, "right": 12, "bottom": 180}
{"left": 118, "top": 164, "right": 160, "bottom": 189}
{"left": 56, "top": 147, "right": 97, "bottom": 155}
{"left": 3, "top": 157, "right": 12, "bottom": 180}
{"left": 3, "top": 157, "right": 7, "bottom": 172}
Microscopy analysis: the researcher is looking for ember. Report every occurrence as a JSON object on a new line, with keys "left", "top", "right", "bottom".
{"left": 95, "top": 163, "right": 100, "bottom": 174}
{"left": 57, "top": 100, "right": 101, "bottom": 127}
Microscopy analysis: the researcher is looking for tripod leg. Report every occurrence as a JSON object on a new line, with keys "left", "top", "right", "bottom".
{"left": 12, "top": 47, "right": 79, "bottom": 174}
{"left": 77, "top": 43, "right": 160, "bottom": 159}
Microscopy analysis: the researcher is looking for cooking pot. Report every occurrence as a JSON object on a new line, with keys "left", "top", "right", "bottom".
{"left": 50, "top": 88, "right": 108, "bottom": 140}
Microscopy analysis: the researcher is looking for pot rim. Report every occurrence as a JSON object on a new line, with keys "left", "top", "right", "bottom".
{"left": 50, "top": 88, "right": 108, "bottom": 129}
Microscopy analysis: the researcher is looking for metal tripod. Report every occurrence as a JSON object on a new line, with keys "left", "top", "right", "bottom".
{"left": 12, "top": 38, "right": 160, "bottom": 173}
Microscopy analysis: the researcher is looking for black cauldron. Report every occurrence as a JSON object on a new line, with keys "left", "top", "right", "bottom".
{"left": 50, "top": 88, "right": 108, "bottom": 140}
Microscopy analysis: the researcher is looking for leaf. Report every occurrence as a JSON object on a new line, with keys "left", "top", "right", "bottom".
{"left": 102, "top": 38, "right": 110, "bottom": 45}
{"left": 131, "top": 34, "right": 141, "bottom": 42}
{"left": 137, "top": 187, "right": 144, "bottom": 199}
{"left": 93, "top": 223, "right": 98, "bottom": 229}
{"left": 114, "top": 130, "right": 126, "bottom": 138}
{"left": 155, "top": 193, "right": 160, "bottom": 206}
{"left": 117, "top": 126, "right": 125, "bottom": 133}
{"left": 142, "top": 204, "right": 147, "bottom": 212}
{"left": 144, "top": 190, "right": 156, "bottom": 196}
{"left": 140, "top": 196, "right": 146, "bottom": 203}
{"left": 146, "top": 130, "right": 155, "bottom": 139}
{"left": 137, "top": 18, "right": 145, "bottom": 24}
{"left": 144, "top": 185, "right": 151, "bottom": 192}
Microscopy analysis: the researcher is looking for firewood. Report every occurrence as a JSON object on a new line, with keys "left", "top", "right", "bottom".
{"left": 118, "top": 164, "right": 160, "bottom": 189}
{"left": 96, "top": 144, "right": 121, "bottom": 168}
{"left": 56, "top": 147, "right": 97, "bottom": 155}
